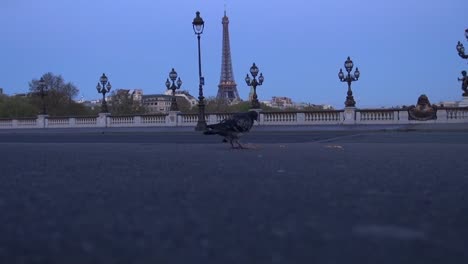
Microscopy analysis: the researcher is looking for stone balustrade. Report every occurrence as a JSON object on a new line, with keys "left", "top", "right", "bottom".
{"left": 446, "top": 108, "right": 468, "bottom": 122}
{"left": 1, "top": 107, "right": 467, "bottom": 129}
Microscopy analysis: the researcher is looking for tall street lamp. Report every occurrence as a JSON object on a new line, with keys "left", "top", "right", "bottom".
{"left": 96, "top": 73, "right": 112, "bottom": 113}
{"left": 456, "top": 29, "right": 468, "bottom": 60}
{"left": 456, "top": 29, "right": 468, "bottom": 98}
{"left": 193, "top": 11, "right": 207, "bottom": 131}
{"left": 338, "top": 56, "right": 360, "bottom": 107}
{"left": 38, "top": 77, "right": 48, "bottom": 115}
{"left": 165, "top": 68, "right": 183, "bottom": 111}
{"left": 245, "top": 63, "right": 264, "bottom": 109}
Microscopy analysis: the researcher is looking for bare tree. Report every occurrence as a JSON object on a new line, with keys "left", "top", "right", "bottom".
{"left": 28, "top": 72, "right": 84, "bottom": 116}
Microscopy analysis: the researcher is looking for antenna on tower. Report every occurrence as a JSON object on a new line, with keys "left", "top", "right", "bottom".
{"left": 224, "top": 0, "right": 227, "bottom": 16}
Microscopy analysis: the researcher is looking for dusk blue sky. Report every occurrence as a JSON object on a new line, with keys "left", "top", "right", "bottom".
{"left": 1, "top": 0, "right": 467, "bottom": 108}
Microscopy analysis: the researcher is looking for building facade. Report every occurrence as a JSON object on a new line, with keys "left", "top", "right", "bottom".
{"left": 142, "top": 90, "right": 197, "bottom": 113}
{"left": 142, "top": 94, "right": 173, "bottom": 113}
{"left": 270, "top": 96, "right": 294, "bottom": 109}
{"left": 163, "top": 90, "right": 198, "bottom": 108}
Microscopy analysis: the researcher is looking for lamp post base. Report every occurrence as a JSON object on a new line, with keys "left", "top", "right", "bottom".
{"left": 195, "top": 101, "right": 207, "bottom": 131}
{"left": 195, "top": 121, "right": 207, "bottom": 131}
{"left": 251, "top": 102, "right": 261, "bottom": 109}
{"left": 345, "top": 96, "right": 356, "bottom": 107}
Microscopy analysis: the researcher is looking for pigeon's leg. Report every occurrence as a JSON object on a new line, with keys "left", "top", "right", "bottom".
{"left": 235, "top": 139, "right": 246, "bottom": 149}
{"left": 229, "top": 139, "right": 237, "bottom": 149}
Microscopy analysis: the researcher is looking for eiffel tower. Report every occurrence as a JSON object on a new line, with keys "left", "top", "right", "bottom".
{"left": 217, "top": 10, "right": 241, "bottom": 103}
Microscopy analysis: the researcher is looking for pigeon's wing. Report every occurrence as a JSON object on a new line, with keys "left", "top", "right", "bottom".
{"left": 204, "top": 118, "right": 238, "bottom": 138}
{"left": 207, "top": 118, "right": 237, "bottom": 131}
{"left": 232, "top": 114, "right": 254, "bottom": 132}
{"left": 205, "top": 112, "right": 254, "bottom": 134}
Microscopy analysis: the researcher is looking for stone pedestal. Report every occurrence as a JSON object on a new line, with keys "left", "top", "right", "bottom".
{"left": 98, "top": 113, "right": 110, "bottom": 128}
{"left": 167, "top": 111, "right": 181, "bottom": 126}
{"left": 398, "top": 110, "right": 409, "bottom": 124}
{"left": 208, "top": 114, "right": 217, "bottom": 125}
{"left": 296, "top": 112, "right": 305, "bottom": 125}
{"left": 458, "top": 96, "right": 468, "bottom": 107}
{"left": 343, "top": 107, "right": 356, "bottom": 125}
{"left": 37, "top": 114, "right": 49, "bottom": 128}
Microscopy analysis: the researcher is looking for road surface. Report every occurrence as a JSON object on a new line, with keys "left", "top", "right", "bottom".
{"left": 0, "top": 128, "right": 467, "bottom": 263}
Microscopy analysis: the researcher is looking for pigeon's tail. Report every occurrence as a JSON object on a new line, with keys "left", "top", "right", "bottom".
{"left": 203, "top": 130, "right": 219, "bottom": 135}
{"left": 203, "top": 124, "right": 221, "bottom": 135}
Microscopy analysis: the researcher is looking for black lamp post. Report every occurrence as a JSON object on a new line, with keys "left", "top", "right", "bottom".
{"left": 245, "top": 63, "right": 264, "bottom": 109}
{"left": 38, "top": 77, "right": 48, "bottom": 115}
{"left": 193, "top": 11, "right": 207, "bottom": 131}
{"left": 456, "top": 29, "right": 468, "bottom": 60}
{"left": 338, "top": 56, "right": 360, "bottom": 107}
{"left": 166, "top": 68, "right": 183, "bottom": 111}
{"left": 96, "top": 73, "right": 112, "bottom": 113}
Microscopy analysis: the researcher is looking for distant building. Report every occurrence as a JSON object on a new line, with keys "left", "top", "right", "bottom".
{"left": 81, "top": 88, "right": 196, "bottom": 114}
{"left": 76, "top": 95, "right": 85, "bottom": 103}
{"left": 0, "top": 88, "right": 3, "bottom": 95}
{"left": 438, "top": 101, "right": 458, "bottom": 107}
{"left": 163, "top": 90, "right": 198, "bottom": 108}
{"left": 12, "top": 93, "right": 30, "bottom": 97}
{"left": 130, "top": 89, "right": 143, "bottom": 102}
{"left": 262, "top": 96, "right": 333, "bottom": 110}
{"left": 142, "top": 89, "right": 197, "bottom": 113}
{"left": 296, "top": 103, "right": 334, "bottom": 110}
{"left": 142, "top": 94, "right": 173, "bottom": 113}
{"left": 270, "top": 96, "right": 294, "bottom": 109}
{"left": 81, "top": 100, "right": 100, "bottom": 111}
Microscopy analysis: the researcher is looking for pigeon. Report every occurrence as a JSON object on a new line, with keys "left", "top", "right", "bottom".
{"left": 203, "top": 111, "right": 258, "bottom": 149}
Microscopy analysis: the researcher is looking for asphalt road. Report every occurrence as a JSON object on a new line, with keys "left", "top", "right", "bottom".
{"left": 1, "top": 129, "right": 468, "bottom": 263}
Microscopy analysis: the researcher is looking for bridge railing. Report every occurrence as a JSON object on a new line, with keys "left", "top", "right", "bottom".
{"left": 304, "top": 111, "right": 343, "bottom": 124}
{"left": 1, "top": 107, "right": 467, "bottom": 129}
{"left": 0, "top": 117, "right": 38, "bottom": 128}
{"left": 445, "top": 107, "right": 468, "bottom": 122}
{"left": 356, "top": 109, "right": 400, "bottom": 124}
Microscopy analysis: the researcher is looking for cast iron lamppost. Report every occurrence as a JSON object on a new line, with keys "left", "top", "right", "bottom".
{"left": 457, "top": 29, "right": 468, "bottom": 97}
{"left": 96, "top": 73, "right": 112, "bottom": 113}
{"left": 38, "top": 77, "right": 48, "bottom": 115}
{"left": 456, "top": 29, "right": 468, "bottom": 60}
{"left": 165, "top": 68, "right": 183, "bottom": 111}
{"left": 245, "top": 63, "right": 264, "bottom": 109}
{"left": 193, "top": 11, "right": 207, "bottom": 131}
{"left": 338, "top": 56, "right": 360, "bottom": 107}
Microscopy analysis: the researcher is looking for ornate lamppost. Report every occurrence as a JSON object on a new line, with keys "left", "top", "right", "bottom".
{"left": 456, "top": 29, "right": 468, "bottom": 98}
{"left": 456, "top": 29, "right": 468, "bottom": 60}
{"left": 338, "top": 56, "right": 360, "bottom": 107}
{"left": 245, "top": 63, "right": 264, "bottom": 109}
{"left": 165, "top": 68, "right": 183, "bottom": 111}
{"left": 38, "top": 77, "right": 48, "bottom": 115}
{"left": 96, "top": 73, "right": 112, "bottom": 113}
{"left": 193, "top": 11, "right": 207, "bottom": 131}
